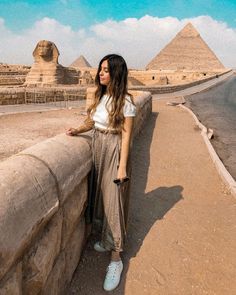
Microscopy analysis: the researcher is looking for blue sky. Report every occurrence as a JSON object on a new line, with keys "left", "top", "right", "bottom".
{"left": 0, "top": 1, "right": 236, "bottom": 67}
{"left": 0, "top": 0, "right": 236, "bottom": 32}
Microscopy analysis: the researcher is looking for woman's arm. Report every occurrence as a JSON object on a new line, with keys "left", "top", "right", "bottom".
{"left": 117, "top": 117, "right": 134, "bottom": 180}
{"left": 66, "top": 117, "right": 94, "bottom": 136}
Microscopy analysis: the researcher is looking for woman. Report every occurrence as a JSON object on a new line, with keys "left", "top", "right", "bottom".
{"left": 66, "top": 54, "right": 136, "bottom": 291}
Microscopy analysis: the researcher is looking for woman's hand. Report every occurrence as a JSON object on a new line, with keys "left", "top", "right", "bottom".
{"left": 66, "top": 120, "right": 94, "bottom": 136}
{"left": 116, "top": 166, "right": 127, "bottom": 181}
{"left": 114, "top": 117, "right": 133, "bottom": 184}
{"left": 66, "top": 128, "right": 79, "bottom": 136}
{"left": 114, "top": 166, "right": 129, "bottom": 185}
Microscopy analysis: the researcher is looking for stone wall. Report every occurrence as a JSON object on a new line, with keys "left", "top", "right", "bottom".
{"left": 0, "top": 91, "right": 152, "bottom": 294}
{"left": 0, "top": 74, "right": 26, "bottom": 86}
{"left": 129, "top": 69, "right": 232, "bottom": 94}
{"left": 0, "top": 86, "right": 87, "bottom": 105}
{"left": 0, "top": 64, "right": 30, "bottom": 86}
{"left": 129, "top": 69, "right": 221, "bottom": 86}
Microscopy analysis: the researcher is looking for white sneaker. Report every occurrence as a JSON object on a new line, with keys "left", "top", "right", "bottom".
{"left": 94, "top": 241, "right": 108, "bottom": 252}
{"left": 103, "top": 260, "right": 123, "bottom": 291}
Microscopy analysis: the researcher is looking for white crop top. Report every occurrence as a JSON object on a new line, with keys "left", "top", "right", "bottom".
{"left": 92, "top": 94, "right": 136, "bottom": 130}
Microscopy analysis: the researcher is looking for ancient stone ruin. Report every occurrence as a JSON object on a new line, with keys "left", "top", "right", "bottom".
{"left": 70, "top": 55, "right": 94, "bottom": 85}
{"left": 128, "top": 22, "right": 227, "bottom": 87}
{"left": 25, "top": 40, "right": 78, "bottom": 86}
{"left": 0, "top": 63, "right": 30, "bottom": 86}
{"left": 146, "top": 22, "right": 225, "bottom": 71}
{"left": 78, "top": 70, "right": 93, "bottom": 85}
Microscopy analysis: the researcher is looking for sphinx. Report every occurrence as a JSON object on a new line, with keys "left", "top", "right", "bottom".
{"left": 25, "top": 40, "right": 78, "bottom": 86}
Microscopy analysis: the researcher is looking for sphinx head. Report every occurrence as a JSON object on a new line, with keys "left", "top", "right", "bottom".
{"left": 33, "top": 40, "right": 59, "bottom": 63}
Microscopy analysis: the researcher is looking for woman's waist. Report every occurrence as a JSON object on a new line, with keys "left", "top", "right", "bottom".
{"left": 94, "top": 123, "right": 120, "bottom": 134}
{"left": 94, "top": 126, "right": 120, "bottom": 135}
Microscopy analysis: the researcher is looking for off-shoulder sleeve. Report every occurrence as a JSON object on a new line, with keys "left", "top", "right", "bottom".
{"left": 123, "top": 96, "right": 136, "bottom": 117}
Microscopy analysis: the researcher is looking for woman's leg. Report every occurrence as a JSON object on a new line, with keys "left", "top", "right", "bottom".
{"left": 92, "top": 131, "right": 130, "bottom": 291}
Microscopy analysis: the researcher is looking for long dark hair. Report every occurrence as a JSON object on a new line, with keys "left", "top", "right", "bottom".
{"left": 87, "top": 54, "right": 134, "bottom": 132}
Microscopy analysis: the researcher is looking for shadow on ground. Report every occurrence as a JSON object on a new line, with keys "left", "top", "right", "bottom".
{"left": 67, "top": 111, "right": 183, "bottom": 294}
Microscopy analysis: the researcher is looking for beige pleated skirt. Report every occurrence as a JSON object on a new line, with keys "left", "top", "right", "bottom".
{"left": 85, "top": 128, "right": 132, "bottom": 252}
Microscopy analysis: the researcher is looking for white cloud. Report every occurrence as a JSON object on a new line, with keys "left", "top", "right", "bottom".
{"left": 0, "top": 15, "right": 235, "bottom": 69}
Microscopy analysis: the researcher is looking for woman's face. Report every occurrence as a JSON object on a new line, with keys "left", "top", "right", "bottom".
{"left": 99, "top": 60, "right": 111, "bottom": 86}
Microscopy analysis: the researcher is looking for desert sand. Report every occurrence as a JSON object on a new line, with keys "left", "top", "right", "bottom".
{"left": 0, "top": 105, "right": 86, "bottom": 161}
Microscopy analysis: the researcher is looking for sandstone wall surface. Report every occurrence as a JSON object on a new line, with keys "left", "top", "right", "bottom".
{"left": 129, "top": 70, "right": 232, "bottom": 94}
{"left": 129, "top": 69, "right": 225, "bottom": 86}
{"left": 0, "top": 64, "right": 30, "bottom": 86}
{"left": 0, "top": 91, "right": 152, "bottom": 294}
{"left": 0, "top": 86, "right": 87, "bottom": 105}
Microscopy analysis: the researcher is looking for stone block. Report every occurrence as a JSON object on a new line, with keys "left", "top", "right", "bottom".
{"left": 42, "top": 252, "right": 66, "bottom": 295}
{"left": 61, "top": 177, "right": 87, "bottom": 249}
{"left": 0, "top": 262, "right": 22, "bottom": 295}
{"left": 64, "top": 218, "right": 85, "bottom": 286}
{"left": 0, "top": 155, "right": 59, "bottom": 280}
{"left": 86, "top": 87, "right": 96, "bottom": 110}
{"left": 133, "top": 93, "right": 152, "bottom": 137}
{"left": 19, "top": 133, "right": 92, "bottom": 204}
{"left": 86, "top": 87, "right": 96, "bottom": 100}
{"left": 22, "top": 210, "right": 63, "bottom": 295}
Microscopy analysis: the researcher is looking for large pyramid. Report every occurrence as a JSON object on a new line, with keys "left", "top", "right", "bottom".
{"left": 70, "top": 55, "right": 92, "bottom": 68}
{"left": 146, "top": 23, "right": 225, "bottom": 71}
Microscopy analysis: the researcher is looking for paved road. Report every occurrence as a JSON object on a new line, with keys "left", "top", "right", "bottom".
{"left": 186, "top": 73, "right": 236, "bottom": 180}
{"left": 153, "top": 70, "right": 233, "bottom": 100}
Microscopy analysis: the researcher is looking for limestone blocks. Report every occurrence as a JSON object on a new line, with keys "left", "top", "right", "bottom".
{"left": 0, "top": 134, "right": 92, "bottom": 294}
{"left": 158, "top": 76, "right": 169, "bottom": 85}
{"left": 85, "top": 87, "right": 96, "bottom": 110}
{"left": 0, "top": 263, "right": 22, "bottom": 295}
{"left": 0, "top": 154, "right": 59, "bottom": 281}
{"left": 79, "top": 70, "right": 93, "bottom": 85}
{"left": 146, "top": 22, "right": 225, "bottom": 71}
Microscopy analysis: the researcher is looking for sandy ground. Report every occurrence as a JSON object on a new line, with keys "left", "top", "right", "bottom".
{"left": 0, "top": 105, "right": 86, "bottom": 161}
{"left": 67, "top": 99, "right": 236, "bottom": 295}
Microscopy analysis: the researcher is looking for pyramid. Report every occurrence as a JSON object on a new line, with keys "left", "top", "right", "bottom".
{"left": 146, "top": 23, "right": 225, "bottom": 71}
{"left": 70, "top": 55, "right": 92, "bottom": 68}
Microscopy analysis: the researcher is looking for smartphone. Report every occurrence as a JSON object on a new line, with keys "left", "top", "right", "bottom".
{"left": 113, "top": 177, "right": 130, "bottom": 185}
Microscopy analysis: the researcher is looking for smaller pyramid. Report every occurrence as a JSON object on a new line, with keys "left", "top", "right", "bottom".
{"left": 70, "top": 55, "right": 92, "bottom": 68}
{"left": 146, "top": 23, "right": 225, "bottom": 71}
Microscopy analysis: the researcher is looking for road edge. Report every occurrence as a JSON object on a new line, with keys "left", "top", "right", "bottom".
{"left": 180, "top": 104, "right": 236, "bottom": 199}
